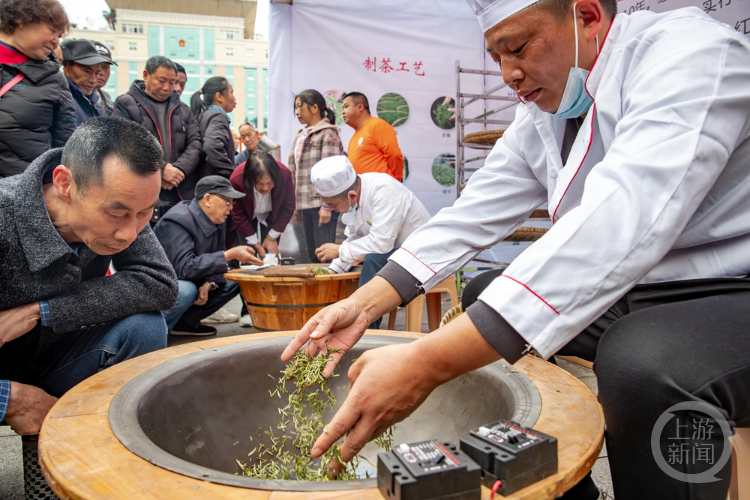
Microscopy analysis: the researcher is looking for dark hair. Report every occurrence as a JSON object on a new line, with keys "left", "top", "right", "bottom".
{"left": 0, "top": 0, "right": 69, "bottom": 36}
{"left": 145, "top": 55, "right": 177, "bottom": 75}
{"left": 61, "top": 117, "right": 163, "bottom": 194}
{"left": 190, "top": 76, "right": 230, "bottom": 119}
{"left": 243, "top": 151, "right": 281, "bottom": 194}
{"left": 533, "top": 0, "right": 617, "bottom": 23}
{"left": 175, "top": 63, "right": 186, "bottom": 76}
{"left": 342, "top": 92, "right": 370, "bottom": 113}
{"left": 294, "top": 89, "right": 336, "bottom": 124}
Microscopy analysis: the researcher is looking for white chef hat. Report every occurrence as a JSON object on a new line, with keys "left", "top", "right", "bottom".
{"left": 311, "top": 156, "right": 358, "bottom": 197}
{"left": 466, "top": 0, "right": 540, "bottom": 32}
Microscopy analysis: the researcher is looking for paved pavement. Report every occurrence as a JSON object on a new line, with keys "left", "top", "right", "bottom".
{"left": 0, "top": 295, "right": 613, "bottom": 499}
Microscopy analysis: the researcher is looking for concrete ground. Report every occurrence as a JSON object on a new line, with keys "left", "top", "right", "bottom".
{"left": 0, "top": 295, "right": 613, "bottom": 499}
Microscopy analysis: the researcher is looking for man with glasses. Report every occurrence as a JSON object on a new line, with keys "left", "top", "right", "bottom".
{"left": 154, "top": 176, "right": 262, "bottom": 336}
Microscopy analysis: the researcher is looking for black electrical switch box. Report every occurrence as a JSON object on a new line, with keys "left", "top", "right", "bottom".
{"left": 459, "top": 420, "right": 557, "bottom": 496}
{"left": 377, "top": 440, "right": 481, "bottom": 500}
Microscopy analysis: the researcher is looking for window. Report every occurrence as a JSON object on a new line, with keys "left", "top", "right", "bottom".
{"left": 225, "top": 47, "right": 234, "bottom": 56}
{"left": 219, "top": 30, "right": 239, "bottom": 40}
{"left": 128, "top": 42, "right": 137, "bottom": 51}
{"left": 105, "top": 41, "right": 115, "bottom": 51}
{"left": 245, "top": 49, "right": 254, "bottom": 59}
{"left": 121, "top": 24, "right": 143, "bottom": 34}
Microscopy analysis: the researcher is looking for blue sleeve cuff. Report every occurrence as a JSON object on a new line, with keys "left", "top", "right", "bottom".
{"left": 0, "top": 380, "right": 11, "bottom": 423}
{"left": 38, "top": 300, "right": 53, "bottom": 327}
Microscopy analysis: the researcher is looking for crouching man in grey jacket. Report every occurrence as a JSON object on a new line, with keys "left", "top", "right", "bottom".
{"left": 0, "top": 117, "right": 178, "bottom": 436}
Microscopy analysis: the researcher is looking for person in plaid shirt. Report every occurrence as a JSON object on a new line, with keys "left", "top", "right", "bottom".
{"left": 287, "top": 89, "right": 343, "bottom": 263}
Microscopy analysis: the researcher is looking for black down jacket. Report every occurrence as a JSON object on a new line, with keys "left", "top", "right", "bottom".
{"left": 196, "top": 108, "right": 235, "bottom": 179}
{"left": 0, "top": 54, "right": 76, "bottom": 178}
{"left": 112, "top": 81, "right": 202, "bottom": 199}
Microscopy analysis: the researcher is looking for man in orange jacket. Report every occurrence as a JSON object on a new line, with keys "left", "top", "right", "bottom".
{"left": 341, "top": 92, "right": 404, "bottom": 181}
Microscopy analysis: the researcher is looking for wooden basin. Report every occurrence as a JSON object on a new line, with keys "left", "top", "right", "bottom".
{"left": 39, "top": 331, "right": 605, "bottom": 500}
{"left": 224, "top": 265, "right": 361, "bottom": 331}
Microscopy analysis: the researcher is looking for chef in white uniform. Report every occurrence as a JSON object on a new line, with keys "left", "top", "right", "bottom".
{"left": 311, "top": 156, "right": 430, "bottom": 328}
{"left": 283, "top": 0, "right": 750, "bottom": 497}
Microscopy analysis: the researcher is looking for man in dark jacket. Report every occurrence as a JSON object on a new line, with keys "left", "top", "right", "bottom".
{"left": 61, "top": 39, "right": 114, "bottom": 125}
{"left": 112, "top": 56, "right": 202, "bottom": 223}
{"left": 92, "top": 41, "right": 115, "bottom": 117}
{"left": 0, "top": 39, "right": 76, "bottom": 178}
{"left": 154, "top": 176, "right": 262, "bottom": 336}
{"left": 234, "top": 121, "right": 260, "bottom": 166}
{"left": 0, "top": 117, "right": 178, "bottom": 436}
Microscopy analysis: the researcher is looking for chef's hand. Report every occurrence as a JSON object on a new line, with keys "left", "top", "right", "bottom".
{"left": 281, "top": 296, "right": 371, "bottom": 378}
{"left": 314, "top": 243, "right": 340, "bottom": 263}
{"left": 314, "top": 342, "right": 439, "bottom": 473}
{"left": 194, "top": 282, "right": 212, "bottom": 306}
{"left": 281, "top": 277, "right": 403, "bottom": 378}
{"left": 263, "top": 237, "right": 279, "bottom": 256}
{"left": 295, "top": 210, "right": 303, "bottom": 223}
{"left": 318, "top": 207, "right": 331, "bottom": 226}
{"left": 225, "top": 246, "right": 264, "bottom": 266}
{"left": 311, "top": 313, "right": 503, "bottom": 475}
{"left": 4, "top": 382, "right": 58, "bottom": 435}
{"left": 0, "top": 302, "right": 41, "bottom": 349}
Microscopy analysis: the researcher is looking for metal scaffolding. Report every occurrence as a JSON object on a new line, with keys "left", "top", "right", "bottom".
{"left": 454, "top": 61, "right": 519, "bottom": 199}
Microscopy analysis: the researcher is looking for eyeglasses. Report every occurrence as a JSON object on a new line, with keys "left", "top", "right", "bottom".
{"left": 214, "top": 194, "right": 236, "bottom": 207}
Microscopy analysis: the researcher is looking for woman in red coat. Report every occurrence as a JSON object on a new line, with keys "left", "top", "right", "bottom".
{"left": 229, "top": 151, "right": 296, "bottom": 258}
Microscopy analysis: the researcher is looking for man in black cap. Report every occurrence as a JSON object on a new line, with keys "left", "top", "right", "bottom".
{"left": 154, "top": 175, "right": 263, "bottom": 336}
{"left": 92, "top": 41, "right": 117, "bottom": 117}
{"left": 60, "top": 39, "right": 115, "bottom": 125}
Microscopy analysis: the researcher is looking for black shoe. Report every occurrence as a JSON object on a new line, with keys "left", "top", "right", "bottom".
{"left": 559, "top": 472, "right": 600, "bottom": 500}
{"left": 170, "top": 320, "right": 217, "bottom": 337}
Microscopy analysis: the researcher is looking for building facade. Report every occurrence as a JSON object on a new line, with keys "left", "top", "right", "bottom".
{"left": 68, "top": 9, "right": 269, "bottom": 130}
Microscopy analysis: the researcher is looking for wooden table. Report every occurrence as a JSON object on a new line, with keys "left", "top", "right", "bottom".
{"left": 39, "top": 331, "right": 604, "bottom": 500}
{"left": 224, "top": 265, "right": 361, "bottom": 331}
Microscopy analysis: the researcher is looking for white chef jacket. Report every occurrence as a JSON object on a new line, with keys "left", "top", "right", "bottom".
{"left": 390, "top": 8, "right": 750, "bottom": 359}
{"left": 329, "top": 173, "right": 430, "bottom": 273}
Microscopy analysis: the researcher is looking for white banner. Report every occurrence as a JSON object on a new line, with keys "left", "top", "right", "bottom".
{"left": 617, "top": 0, "right": 750, "bottom": 36}
{"left": 268, "top": 0, "right": 487, "bottom": 215}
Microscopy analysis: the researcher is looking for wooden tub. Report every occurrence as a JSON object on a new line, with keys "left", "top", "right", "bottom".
{"left": 224, "top": 265, "right": 361, "bottom": 331}
{"left": 38, "top": 331, "right": 605, "bottom": 500}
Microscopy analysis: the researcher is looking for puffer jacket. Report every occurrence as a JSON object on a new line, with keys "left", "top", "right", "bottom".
{"left": 196, "top": 108, "right": 235, "bottom": 179}
{"left": 0, "top": 49, "right": 76, "bottom": 178}
{"left": 112, "top": 81, "right": 202, "bottom": 198}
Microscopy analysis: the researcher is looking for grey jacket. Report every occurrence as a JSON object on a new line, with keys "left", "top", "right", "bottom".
{"left": 0, "top": 149, "right": 178, "bottom": 378}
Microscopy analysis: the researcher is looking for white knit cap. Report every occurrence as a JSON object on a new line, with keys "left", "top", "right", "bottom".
{"left": 466, "top": 0, "right": 540, "bottom": 32}
{"left": 311, "top": 156, "right": 357, "bottom": 197}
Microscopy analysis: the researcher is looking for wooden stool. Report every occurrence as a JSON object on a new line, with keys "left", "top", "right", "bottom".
{"left": 388, "top": 275, "right": 459, "bottom": 332}
{"left": 730, "top": 428, "right": 750, "bottom": 500}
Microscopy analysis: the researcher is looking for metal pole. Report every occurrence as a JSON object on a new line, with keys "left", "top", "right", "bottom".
{"left": 455, "top": 59, "right": 462, "bottom": 200}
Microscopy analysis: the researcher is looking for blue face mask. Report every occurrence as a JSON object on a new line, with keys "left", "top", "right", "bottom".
{"left": 554, "top": 5, "right": 599, "bottom": 119}
{"left": 348, "top": 199, "right": 359, "bottom": 214}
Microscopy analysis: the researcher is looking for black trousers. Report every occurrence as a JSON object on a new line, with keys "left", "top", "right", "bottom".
{"left": 468, "top": 272, "right": 750, "bottom": 500}
{"left": 301, "top": 207, "right": 338, "bottom": 263}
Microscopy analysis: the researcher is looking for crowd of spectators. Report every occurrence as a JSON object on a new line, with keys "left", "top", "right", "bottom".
{"left": 0, "top": 0, "right": 409, "bottom": 336}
